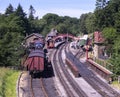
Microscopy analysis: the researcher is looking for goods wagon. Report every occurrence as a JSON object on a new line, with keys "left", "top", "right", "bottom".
{"left": 24, "top": 50, "right": 44, "bottom": 77}
{"left": 22, "top": 35, "right": 46, "bottom": 77}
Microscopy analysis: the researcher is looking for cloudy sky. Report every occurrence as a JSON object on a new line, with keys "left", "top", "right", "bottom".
{"left": 0, "top": 0, "right": 96, "bottom": 18}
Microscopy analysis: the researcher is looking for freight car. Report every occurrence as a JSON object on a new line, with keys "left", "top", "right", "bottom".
{"left": 23, "top": 38, "right": 45, "bottom": 77}
{"left": 24, "top": 49, "right": 44, "bottom": 77}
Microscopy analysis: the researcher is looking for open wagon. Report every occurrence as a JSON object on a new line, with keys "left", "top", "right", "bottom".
{"left": 24, "top": 50, "right": 44, "bottom": 77}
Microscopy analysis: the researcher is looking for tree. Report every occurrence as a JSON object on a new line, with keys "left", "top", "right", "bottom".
{"left": 102, "top": 27, "right": 117, "bottom": 57}
{"left": 102, "top": 27, "right": 117, "bottom": 43}
{"left": 96, "top": 0, "right": 108, "bottom": 10}
{"left": 28, "top": 5, "right": 36, "bottom": 20}
{"left": 110, "top": 54, "right": 120, "bottom": 75}
{"left": 79, "top": 14, "right": 88, "bottom": 34}
{"left": 15, "top": 4, "right": 26, "bottom": 18}
{"left": 28, "top": 5, "right": 41, "bottom": 34}
{"left": 85, "top": 13, "right": 95, "bottom": 34}
{"left": 0, "top": 32, "right": 24, "bottom": 66}
{"left": 114, "top": 11, "right": 120, "bottom": 32}
{"left": 42, "top": 13, "right": 60, "bottom": 26}
{"left": 5, "top": 4, "right": 14, "bottom": 15}
{"left": 95, "top": 0, "right": 120, "bottom": 31}
{"left": 15, "top": 4, "right": 29, "bottom": 35}
{"left": 0, "top": 14, "right": 8, "bottom": 38}
{"left": 56, "top": 23, "right": 67, "bottom": 34}
{"left": 113, "top": 37, "right": 120, "bottom": 55}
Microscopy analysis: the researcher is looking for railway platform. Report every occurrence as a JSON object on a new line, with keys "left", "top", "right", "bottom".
{"left": 87, "top": 59, "right": 113, "bottom": 82}
{"left": 69, "top": 44, "right": 113, "bottom": 82}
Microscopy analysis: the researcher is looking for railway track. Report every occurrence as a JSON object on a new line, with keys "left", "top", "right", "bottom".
{"left": 31, "top": 78, "right": 48, "bottom": 97}
{"left": 17, "top": 72, "right": 49, "bottom": 97}
{"left": 52, "top": 44, "right": 88, "bottom": 97}
{"left": 66, "top": 43, "right": 120, "bottom": 97}
{"left": 68, "top": 44, "right": 85, "bottom": 59}
{"left": 17, "top": 71, "right": 24, "bottom": 97}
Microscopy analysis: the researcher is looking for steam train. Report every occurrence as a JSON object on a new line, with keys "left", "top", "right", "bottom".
{"left": 23, "top": 37, "right": 45, "bottom": 77}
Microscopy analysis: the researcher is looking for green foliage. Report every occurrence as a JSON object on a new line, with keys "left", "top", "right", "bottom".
{"left": 102, "top": 27, "right": 117, "bottom": 44}
{"left": 113, "top": 37, "right": 120, "bottom": 54}
{"left": 79, "top": 13, "right": 95, "bottom": 34}
{"left": 96, "top": 0, "right": 108, "bottom": 10}
{"left": 4, "top": 71, "right": 20, "bottom": 97}
{"left": 42, "top": 13, "right": 60, "bottom": 26}
{"left": 114, "top": 11, "right": 120, "bottom": 32}
{"left": 28, "top": 5, "right": 35, "bottom": 20}
{"left": 0, "top": 67, "right": 20, "bottom": 97}
{"left": 56, "top": 23, "right": 68, "bottom": 34}
{"left": 85, "top": 13, "right": 95, "bottom": 34}
{"left": 15, "top": 4, "right": 26, "bottom": 18}
{"left": 95, "top": 0, "right": 120, "bottom": 76}
{"left": 95, "top": 0, "right": 120, "bottom": 31}
{"left": 0, "top": 32, "right": 24, "bottom": 66}
{"left": 5, "top": 4, "right": 14, "bottom": 15}
{"left": 41, "top": 14, "right": 80, "bottom": 36}
{"left": 79, "top": 14, "right": 88, "bottom": 34}
{"left": 110, "top": 54, "right": 120, "bottom": 75}
{"left": 15, "top": 4, "right": 29, "bottom": 35}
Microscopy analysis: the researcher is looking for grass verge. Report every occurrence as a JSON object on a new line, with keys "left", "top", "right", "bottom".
{"left": 111, "top": 80, "right": 120, "bottom": 91}
{"left": 0, "top": 67, "right": 20, "bottom": 97}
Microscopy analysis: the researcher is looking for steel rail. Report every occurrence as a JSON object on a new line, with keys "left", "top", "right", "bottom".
{"left": 59, "top": 44, "right": 88, "bottom": 97}
{"left": 52, "top": 44, "right": 75, "bottom": 97}
{"left": 30, "top": 77, "right": 49, "bottom": 97}
{"left": 17, "top": 72, "right": 24, "bottom": 97}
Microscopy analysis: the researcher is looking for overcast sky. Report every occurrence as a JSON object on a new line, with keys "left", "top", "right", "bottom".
{"left": 0, "top": 0, "right": 96, "bottom": 18}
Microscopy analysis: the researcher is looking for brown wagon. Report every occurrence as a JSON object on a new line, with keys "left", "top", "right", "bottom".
{"left": 24, "top": 50, "right": 44, "bottom": 77}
